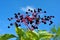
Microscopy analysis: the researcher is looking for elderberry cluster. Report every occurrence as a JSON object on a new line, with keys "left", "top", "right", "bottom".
{"left": 8, "top": 8, "right": 54, "bottom": 30}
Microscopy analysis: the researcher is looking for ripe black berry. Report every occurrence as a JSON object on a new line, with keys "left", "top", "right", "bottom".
{"left": 10, "top": 23, "right": 13, "bottom": 26}
{"left": 28, "top": 9, "right": 30, "bottom": 11}
{"left": 18, "top": 12, "right": 20, "bottom": 15}
{"left": 8, "top": 26, "right": 10, "bottom": 28}
{"left": 31, "top": 10, "right": 33, "bottom": 12}
{"left": 26, "top": 12, "right": 28, "bottom": 14}
{"left": 44, "top": 11, "right": 46, "bottom": 13}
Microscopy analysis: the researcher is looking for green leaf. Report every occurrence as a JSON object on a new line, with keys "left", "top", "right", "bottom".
{"left": 53, "top": 36, "right": 60, "bottom": 40}
{"left": 50, "top": 26, "right": 60, "bottom": 40}
{"left": 53, "top": 27, "right": 60, "bottom": 40}
{"left": 26, "top": 30, "right": 38, "bottom": 40}
{"left": 40, "top": 38, "right": 50, "bottom": 40}
{"left": 56, "top": 27, "right": 60, "bottom": 35}
{"left": 15, "top": 26, "right": 54, "bottom": 40}
{"left": 38, "top": 30, "right": 54, "bottom": 40}
{"left": 0, "top": 34, "right": 16, "bottom": 40}
{"left": 15, "top": 27, "right": 24, "bottom": 37}
{"left": 51, "top": 26, "right": 57, "bottom": 33}
{"left": 15, "top": 27, "right": 26, "bottom": 40}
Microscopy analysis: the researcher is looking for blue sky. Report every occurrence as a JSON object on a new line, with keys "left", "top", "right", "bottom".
{"left": 0, "top": 0, "right": 60, "bottom": 40}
